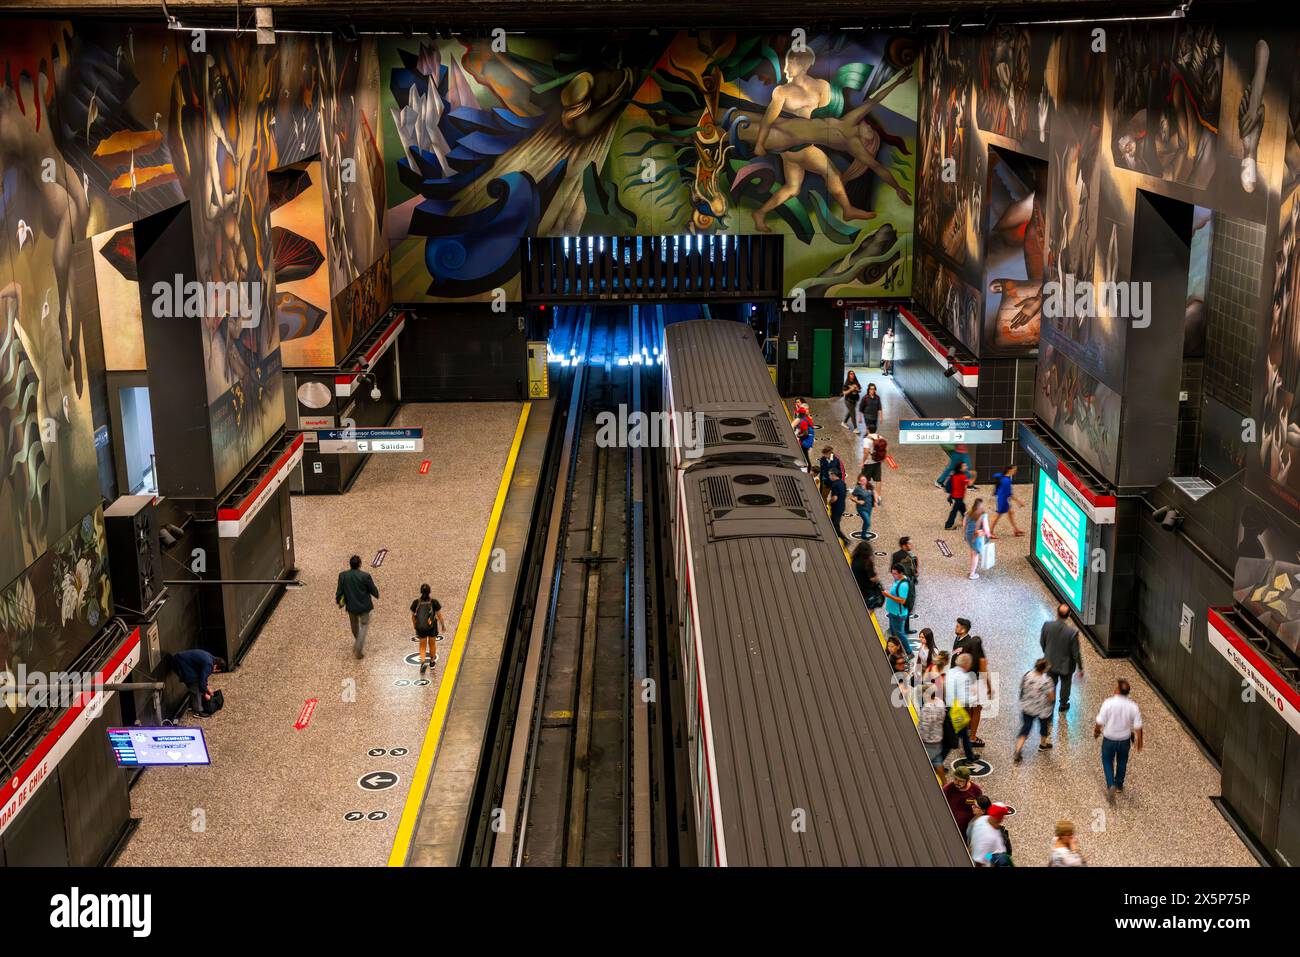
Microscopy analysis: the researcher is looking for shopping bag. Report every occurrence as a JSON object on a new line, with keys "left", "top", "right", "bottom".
{"left": 949, "top": 700, "right": 970, "bottom": 733}
{"left": 982, "top": 540, "right": 997, "bottom": 570}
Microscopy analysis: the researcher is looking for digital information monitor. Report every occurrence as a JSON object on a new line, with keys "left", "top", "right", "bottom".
{"left": 108, "top": 727, "right": 211, "bottom": 766}
{"left": 1033, "top": 468, "right": 1097, "bottom": 621}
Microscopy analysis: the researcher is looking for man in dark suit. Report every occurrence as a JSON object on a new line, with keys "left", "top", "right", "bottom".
{"left": 336, "top": 555, "right": 380, "bottom": 659}
{"left": 1040, "top": 603, "right": 1083, "bottom": 711}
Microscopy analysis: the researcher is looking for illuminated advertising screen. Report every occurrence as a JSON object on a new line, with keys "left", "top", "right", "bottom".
{"left": 1035, "top": 468, "right": 1090, "bottom": 614}
{"left": 108, "top": 727, "right": 211, "bottom": 766}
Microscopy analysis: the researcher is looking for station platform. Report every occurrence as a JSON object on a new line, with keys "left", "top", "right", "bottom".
{"left": 115, "top": 402, "right": 528, "bottom": 867}
{"left": 807, "top": 371, "right": 1258, "bottom": 868}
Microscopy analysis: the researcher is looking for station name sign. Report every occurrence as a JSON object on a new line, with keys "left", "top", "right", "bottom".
{"left": 898, "top": 419, "right": 1004, "bottom": 445}
{"left": 317, "top": 427, "right": 424, "bottom": 454}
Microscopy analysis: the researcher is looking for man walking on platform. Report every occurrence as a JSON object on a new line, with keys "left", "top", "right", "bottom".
{"left": 1041, "top": 603, "right": 1084, "bottom": 711}
{"left": 336, "top": 554, "right": 380, "bottom": 659}
{"left": 1095, "top": 679, "right": 1144, "bottom": 803}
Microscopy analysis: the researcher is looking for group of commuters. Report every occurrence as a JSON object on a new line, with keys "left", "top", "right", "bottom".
{"left": 934, "top": 443, "right": 1023, "bottom": 581}
{"left": 806, "top": 374, "right": 1147, "bottom": 863}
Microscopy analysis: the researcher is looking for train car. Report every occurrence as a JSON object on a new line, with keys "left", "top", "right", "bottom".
{"left": 672, "top": 461, "right": 972, "bottom": 866}
{"left": 662, "top": 319, "right": 806, "bottom": 476}
{"left": 662, "top": 319, "right": 807, "bottom": 555}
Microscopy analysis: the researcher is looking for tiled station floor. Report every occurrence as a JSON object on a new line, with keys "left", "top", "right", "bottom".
{"left": 810, "top": 370, "right": 1257, "bottom": 868}
{"left": 116, "top": 402, "right": 523, "bottom": 867}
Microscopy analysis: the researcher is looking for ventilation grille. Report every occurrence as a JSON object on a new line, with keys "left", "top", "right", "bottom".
{"left": 755, "top": 415, "right": 782, "bottom": 445}
{"left": 773, "top": 474, "right": 805, "bottom": 510}
{"left": 704, "top": 475, "right": 735, "bottom": 512}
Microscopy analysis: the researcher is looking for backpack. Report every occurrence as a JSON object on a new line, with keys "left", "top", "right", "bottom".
{"left": 871, "top": 436, "right": 888, "bottom": 462}
{"left": 798, "top": 414, "right": 816, "bottom": 449}
{"left": 415, "top": 599, "right": 436, "bottom": 632}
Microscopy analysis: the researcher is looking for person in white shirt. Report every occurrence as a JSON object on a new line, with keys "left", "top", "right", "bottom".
{"left": 945, "top": 653, "right": 978, "bottom": 764}
{"left": 881, "top": 329, "right": 896, "bottom": 375}
{"left": 968, "top": 803, "right": 1010, "bottom": 865}
{"left": 1094, "top": 678, "right": 1143, "bottom": 802}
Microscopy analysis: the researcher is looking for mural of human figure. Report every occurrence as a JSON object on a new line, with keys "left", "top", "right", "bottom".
{"left": 746, "top": 49, "right": 912, "bottom": 232}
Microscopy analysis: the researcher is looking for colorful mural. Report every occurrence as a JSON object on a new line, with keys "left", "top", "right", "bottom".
{"left": 272, "top": 161, "right": 332, "bottom": 368}
{"left": 1110, "top": 23, "right": 1222, "bottom": 189}
{"left": 981, "top": 148, "right": 1045, "bottom": 354}
{"left": 0, "top": 23, "right": 390, "bottom": 703}
{"left": 1035, "top": 341, "right": 1121, "bottom": 476}
{"left": 381, "top": 31, "right": 918, "bottom": 302}
{"left": 0, "top": 506, "right": 111, "bottom": 741}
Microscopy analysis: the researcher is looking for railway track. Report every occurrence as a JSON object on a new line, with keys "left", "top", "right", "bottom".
{"left": 489, "top": 305, "right": 665, "bottom": 866}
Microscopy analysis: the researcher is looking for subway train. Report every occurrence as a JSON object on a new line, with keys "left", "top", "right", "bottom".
{"left": 661, "top": 319, "right": 970, "bottom": 866}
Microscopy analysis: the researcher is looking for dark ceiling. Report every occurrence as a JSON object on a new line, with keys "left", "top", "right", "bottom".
{"left": 4, "top": 0, "right": 1256, "bottom": 32}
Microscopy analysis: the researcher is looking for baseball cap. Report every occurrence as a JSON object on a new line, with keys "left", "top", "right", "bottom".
{"left": 952, "top": 766, "right": 971, "bottom": 781}
{"left": 987, "top": 803, "right": 1010, "bottom": 820}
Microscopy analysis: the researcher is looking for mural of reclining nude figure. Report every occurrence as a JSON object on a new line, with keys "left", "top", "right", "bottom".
{"left": 737, "top": 48, "right": 913, "bottom": 232}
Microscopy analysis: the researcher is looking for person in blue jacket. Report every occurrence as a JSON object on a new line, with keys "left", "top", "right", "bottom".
{"left": 171, "top": 649, "right": 226, "bottom": 718}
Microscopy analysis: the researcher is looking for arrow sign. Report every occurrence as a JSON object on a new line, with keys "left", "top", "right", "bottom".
{"left": 294, "top": 698, "right": 319, "bottom": 729}
{"left": 358, "top": 770, "right": 400, "bottom": 791}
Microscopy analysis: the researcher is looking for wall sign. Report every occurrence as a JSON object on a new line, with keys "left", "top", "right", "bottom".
{"left": 899, "top": 419, "right": 1004, "bottom": 445}
{"left": 1208, "top": 608, "right": 1300, "bottom": 736}
{"left": 1180, "top": 604, "right": 1195, "bottom": 653}
{"left": 317, "top": 427, "right": 424, "bottom": 454}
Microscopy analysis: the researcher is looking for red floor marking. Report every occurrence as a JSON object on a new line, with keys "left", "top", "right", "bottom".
{"left": 886, "top": 455, "right": 898, "bottom": 469}
{"left": 419, "top": 460, "right": 430, "bottom": 475}
{"left": 295, "top": 698, "right": 319, "bottom": 730}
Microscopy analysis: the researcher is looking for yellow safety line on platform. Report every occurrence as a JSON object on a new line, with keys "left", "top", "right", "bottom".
{"left": 388, "top": 403, "right": 532, "bottom": 867}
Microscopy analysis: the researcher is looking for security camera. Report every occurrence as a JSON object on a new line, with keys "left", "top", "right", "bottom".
{"left": 370, "top": 384, "right": 382, "bottom": 401}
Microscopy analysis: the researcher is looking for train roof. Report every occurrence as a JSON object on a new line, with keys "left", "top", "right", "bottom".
{"left": 679, "top": 463, "right": 972, "bottom": 867}
{"left": 663, "top": 320, "right": 804, "bottom": 470}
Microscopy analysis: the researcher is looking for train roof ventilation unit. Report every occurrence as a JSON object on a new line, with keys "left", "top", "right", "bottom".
{"left": 704, "top": 470, "right": 818, "bottom": 541}
{"left": 699, "top": 411, "right": 786, "bottom": 449}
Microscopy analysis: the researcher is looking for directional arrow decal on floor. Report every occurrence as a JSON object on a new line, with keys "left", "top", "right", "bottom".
{"left": 358, "top": 771, "right": 400, "bottom": 791}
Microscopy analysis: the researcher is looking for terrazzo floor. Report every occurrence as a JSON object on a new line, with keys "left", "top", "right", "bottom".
{"left": 811, "top": 367, "right": 1257, "bottom": 868}
{"left": 115, "top": 402, "right": 523, "bottom": 867}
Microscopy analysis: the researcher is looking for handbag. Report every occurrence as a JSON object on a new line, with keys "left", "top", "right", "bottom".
{"left": 949, "top": 700, "right": 970, "bottom": 733}
{"left": 208, "top": 689, "right": 225, "bottom": 713}
{"left": 982, "top": 539, "right": 997, "bottom": 570}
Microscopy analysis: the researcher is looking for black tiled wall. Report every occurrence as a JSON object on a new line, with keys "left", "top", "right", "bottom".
{"left": 1175, "top": 359, "right": 1204, "bottom": 476}
{"left": 1204, "top": 215, "right": 1264, "bottom": 416}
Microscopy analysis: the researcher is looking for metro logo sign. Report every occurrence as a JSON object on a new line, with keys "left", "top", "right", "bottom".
{"left": 1207, "top": 608, "right": 1300, "bottom": 736}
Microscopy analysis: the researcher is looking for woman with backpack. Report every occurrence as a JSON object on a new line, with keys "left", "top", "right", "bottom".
{"left": 410, "top": 584, "right": 446, "bottom": 673}
{"left": 860, "top": 432, "right": 888, "bottom": 504}
{"left": 791, "top": 401, "right": 816, "bottom": 468}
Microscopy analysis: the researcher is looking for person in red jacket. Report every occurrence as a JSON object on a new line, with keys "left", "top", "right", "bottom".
{"left": 944, "top": 461, "right": 973, "bottom": 530}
